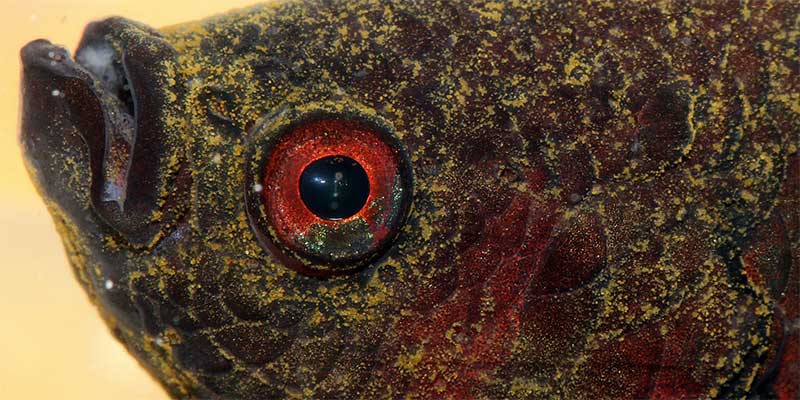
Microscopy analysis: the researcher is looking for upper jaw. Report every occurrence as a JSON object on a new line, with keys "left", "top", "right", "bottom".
{"left": 20, "top": 18, "right": 190, "bottom": 248}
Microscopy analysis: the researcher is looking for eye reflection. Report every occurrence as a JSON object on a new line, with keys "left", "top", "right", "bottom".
{"left": 299, "top": 155, "right": 370, "bottom": 220}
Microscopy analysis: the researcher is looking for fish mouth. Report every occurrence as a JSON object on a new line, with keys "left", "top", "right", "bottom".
{"left": 21, "top": 36, "right": 132, "bottom": 207}
{"left": 19, "top": 18, "right": 189, "bottom": 247}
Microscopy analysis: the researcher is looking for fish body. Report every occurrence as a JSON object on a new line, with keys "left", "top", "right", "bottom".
{"left": 19, "top": 0, "right": 799, "bottom": 398}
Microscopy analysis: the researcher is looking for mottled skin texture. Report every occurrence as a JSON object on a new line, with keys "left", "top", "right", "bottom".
{"left": 18, "top": 0, "right": 800, "bottom": 398}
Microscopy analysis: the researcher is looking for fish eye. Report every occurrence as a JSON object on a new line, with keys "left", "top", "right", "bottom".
{"left": 247, "top": 116, "right": 412, "bottom": 275}
{"left": 299, "top": 155, "right": 370, "bottom": 220}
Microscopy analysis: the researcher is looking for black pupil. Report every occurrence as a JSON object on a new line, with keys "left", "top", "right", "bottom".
{"left": 299, "top": 155, "right": 370, "bottom": 220}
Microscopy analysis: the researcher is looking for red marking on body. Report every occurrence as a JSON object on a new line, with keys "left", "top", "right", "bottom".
{"left": 376, "top": 169, "right": 568, "bottom": 398}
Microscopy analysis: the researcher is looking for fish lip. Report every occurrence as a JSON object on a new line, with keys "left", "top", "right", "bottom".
{"left": 20, "top": 34, "right": 134, "bottom": 121}
{"left": 20, "top": 38, "right": 96, "bottom": 85}
{"left": 19, "top": 34, "right": 135, "bottom": 238}
{"left": 20, "top": 23, "right": 138, "bottom": 114}
{"left": 19, "top": 36, "right": 119, "bottom": 186}
{"left": 18, "top": 37, "right": 104, "bottom": 171}
{"left": 21, "top": 17, "right": 190, "bottom": 248}
{"left": 18, "top": 38, "right": 108, "bottom": 242}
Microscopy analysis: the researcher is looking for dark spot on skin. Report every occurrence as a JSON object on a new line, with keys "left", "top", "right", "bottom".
{"left": 197, "top": 85, "right": 243, "bottom": 137}
{"left": 635, "top": 83, "right": 692, "bottom": 167}
{"left": 389, "top": 10, "right": 436, "bottom": 58}
{"left": 174, "top": 333, "right": 233, "bottom": 374}
{"left": 213, "top": 324, "right": 292, "bottom": 366}
{"left": 532, "top": 210, "right": 607, "bottom": 295}
{"left": 252, "top": 56, "right": 310, "bottom": 86}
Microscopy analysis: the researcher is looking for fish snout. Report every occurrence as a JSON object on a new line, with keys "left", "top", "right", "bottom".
{"left": 20, "top": 19, "right": 189, "bottom": 247}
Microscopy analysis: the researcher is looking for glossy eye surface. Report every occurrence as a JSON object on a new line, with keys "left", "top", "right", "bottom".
{"left": 299, "top": 155, "right": 370, "bottom": 220}
{"left": 254, "top": 117, "right": 412, "bottom": 273}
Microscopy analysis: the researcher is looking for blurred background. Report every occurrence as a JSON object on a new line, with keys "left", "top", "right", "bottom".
{"left": 0, "top": 1, "right": 259, "bottom": 398}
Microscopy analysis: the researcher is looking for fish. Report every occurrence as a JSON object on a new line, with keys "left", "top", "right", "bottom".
{"left": 18, "top": 0, "right": 799, "bottom": 398}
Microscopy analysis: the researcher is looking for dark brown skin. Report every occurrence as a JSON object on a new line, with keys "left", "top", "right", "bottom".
{"left": 19, "top": 0, "right": 799, "bottom": 398}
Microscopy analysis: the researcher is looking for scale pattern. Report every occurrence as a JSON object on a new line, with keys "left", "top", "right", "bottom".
{"left": 19, "top": 0, "right": 799, "bottom": 398}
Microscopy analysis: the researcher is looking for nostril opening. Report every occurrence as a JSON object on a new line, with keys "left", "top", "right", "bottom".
{"left": 76, "top": 41, "right": 135, "bottom": 118}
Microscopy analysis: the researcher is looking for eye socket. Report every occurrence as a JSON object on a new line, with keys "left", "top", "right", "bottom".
{"left": 249, "top": 117, "right": 412, "bottom": 274}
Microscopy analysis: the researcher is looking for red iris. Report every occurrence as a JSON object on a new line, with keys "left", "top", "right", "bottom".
{"left": 257, "top": 118, "right": 411, "bottom": 273}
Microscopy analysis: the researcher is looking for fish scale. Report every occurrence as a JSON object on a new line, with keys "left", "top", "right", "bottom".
{"left": 18, "top": 0, "right": 799, "bottom": 398}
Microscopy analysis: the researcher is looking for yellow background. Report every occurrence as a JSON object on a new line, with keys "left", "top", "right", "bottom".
{"left": 0, "top": 1, "right": 260, "bottom": 398}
